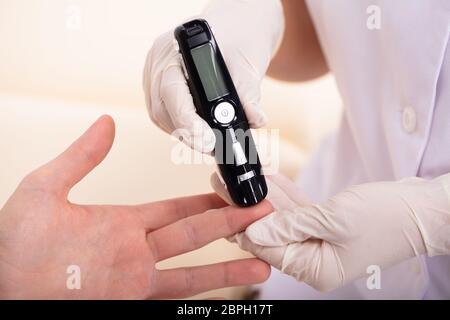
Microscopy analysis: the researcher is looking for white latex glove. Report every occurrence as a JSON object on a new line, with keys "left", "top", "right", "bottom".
{"left": 211, "top": 173, "right": 450, "bottom": 292}
{"left": 143, "top": 0, "right": 284, "bottom": 152}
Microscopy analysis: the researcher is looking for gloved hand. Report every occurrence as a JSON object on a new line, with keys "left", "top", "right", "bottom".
{"left": 143, "top": 0, "right": 284, "bottom": 153}
{"left": 211, "top": 172, "right": 450, "bottom": 292}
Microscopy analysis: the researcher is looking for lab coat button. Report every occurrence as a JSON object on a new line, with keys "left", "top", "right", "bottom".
{"left": 402, "top": 106, "right": 417, "bottom": 133}
{"left": 214, "top": 102, "right": 236, "bottom": 124}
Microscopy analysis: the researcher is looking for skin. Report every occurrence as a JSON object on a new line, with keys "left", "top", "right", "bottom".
{"left": 0, "top": 115, "right": 272, "bottom": 299}
{"left": 268, "top": 0, "right": 329, "bottom": 81}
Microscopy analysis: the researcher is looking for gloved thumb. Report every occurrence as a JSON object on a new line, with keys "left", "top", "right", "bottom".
{"left": 246, "top": 205, "right": 328, "bottom": 247}
{"left": 235, "top": 80, "right": 268, "bottom": 128}
{"left": 232, "top": 232, "right": 286, "bottom": 271}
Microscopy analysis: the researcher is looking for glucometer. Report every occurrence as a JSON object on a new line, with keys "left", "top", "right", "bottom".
{"left": 174, "top": 19, "right": 267, "bottom": 207}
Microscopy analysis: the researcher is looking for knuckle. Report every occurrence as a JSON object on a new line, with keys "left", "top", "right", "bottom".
{"left": 159, "top": 78, "right": 172, "bottom": 99}
{"left": 183, "top": 268, "right": 194, "bottom": 294}
{"left": 20, "top": 170, "right": 40, "bottom": 186}
{"left": 20, "top": 169, "right": 49, "bottom": 190}
{"left": 146, "top": 32, "right": 172, "bottom": 65}
{"left": 222, "top": 208, "right": 238, "bottom": 234}
{"left": 153, "top": 31, "right": 172, "bottom": 49}
{"left": 222, "top": 262, "right": 231, "bottom": 286}
{"left": 146, "top": 233, "right": 160, "bottom": 261}
{"left": 78, "top": 144, "right": 99, "bottom": 168}
{"left": 147, "top": 101, "right": 167, "bottom": 131}
{"left": 182, "top": 218, "right": 201, "bottom": 249}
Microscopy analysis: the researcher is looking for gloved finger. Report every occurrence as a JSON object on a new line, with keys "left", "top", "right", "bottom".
{"left": 234, "top": 78, "right": 267, "bottom": 128}
{"left": 268, "top": 174, "right": 312, "bottom": 207}
{"left": 265, "top": 174, "right": 311, "bottom": 214}
{"left": 234, "top": 232, "right": 342, "bottom": 292}
{"left": 277, "top": 239, "right": 343, "bottom": 292}
{"left": 232, "top": 232, "right": 286, "bottom": 270}
{"left": 236, "top": 81, "right": 267, "bottom": 128}
{"left": 242, "top": 174, "right": 316, "bottom": 246}
{"left": 210, "top": 172, "right": 234, "bottom": 205}
{"left": 143, "top": 36, "right": 177, "bottom": 134}
{"left": 223, "top": 49, "right": 268, "bottom": 128}
{"left": 245, "top": 211, "right": 309, "bottom": 246}
{"left": 160, "top": 60, "right": 216, "bottom": 153}
{"left": 212, "top": 172, "right": 313, "bottom": 245}
{"left": 210, "top": 172, "right": 276, "bottom": 244}
{"left": 245, "top": 204, "right": 332, "bottom": 246}
{"left": 210, "top": 172, "right": 299, "bottom": 213}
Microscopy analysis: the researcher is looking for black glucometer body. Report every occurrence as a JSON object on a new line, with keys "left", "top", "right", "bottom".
{"left": 174, "top": 19, "right": 267, "bottom": 207}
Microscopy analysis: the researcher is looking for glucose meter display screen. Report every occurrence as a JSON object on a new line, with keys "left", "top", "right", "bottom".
{"left": 191, "top": 43, "right": 229, "bottom": 101}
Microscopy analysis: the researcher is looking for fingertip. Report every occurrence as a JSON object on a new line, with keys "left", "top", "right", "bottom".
{"left": 260, "top": 199, "right": 275, "bottom": 212}
{"left": 227, "top": 258, "right": 271, "bottom": 286}
{"left": 96, "top": 114, "right": 116, "bottom": 136}
{"left": 220, "top": 201, "right": 274, "bottom": 239}
{"left": 88, "top": 115, "right": 115, "bottom": 142}
{"left": 97, "top": 114, "right": 115, "bottom": 125}
{"left": 89, "top": 115, "right": 116, "bottom": 155}
{"left": 244, "top": 210, "right": 283, "bottom": 246}
{"left": 248, "top": 259, "right": 271, "bottom": 283}
{"left": 245, "top": 224, "right": 266, "bottom": 246}
{"left": 206, "top": 192, "right": 229, "bottom": 208}
{"left": 227, "top": 200, "right": 274, "bottom": 231}
{"left": 246, "top": 200, "right": 274, "bottom": 220}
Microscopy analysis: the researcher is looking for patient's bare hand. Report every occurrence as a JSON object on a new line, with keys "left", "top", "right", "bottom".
{"left": 0, "top": 115, "right": 271, "bottom": 299}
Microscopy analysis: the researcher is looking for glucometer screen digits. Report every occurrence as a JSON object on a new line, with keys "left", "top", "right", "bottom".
{"left": 191, "top": 43, "right": 229, "bottom": 101}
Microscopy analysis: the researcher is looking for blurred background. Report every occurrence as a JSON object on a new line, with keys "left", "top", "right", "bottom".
{"left": 0, "top": 0, "right": 342, "bottom": 299}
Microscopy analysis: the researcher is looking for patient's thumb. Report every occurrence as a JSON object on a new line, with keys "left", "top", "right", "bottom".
{"left": 41, "top": 115, "right": 115, "bottom": 194}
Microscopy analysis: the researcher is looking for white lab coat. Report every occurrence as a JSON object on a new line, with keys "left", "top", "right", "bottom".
{"left": 260, "top": 0, "right": 450, "bottom": 299}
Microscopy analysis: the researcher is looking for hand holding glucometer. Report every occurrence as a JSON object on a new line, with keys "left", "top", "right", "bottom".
{"left": 144, "top": 1, "right": 283, "bottom": 206}
{"left": 174, "top": 19, "right": 267, "bottom": 207}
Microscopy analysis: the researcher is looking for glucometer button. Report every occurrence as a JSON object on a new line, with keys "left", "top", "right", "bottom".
{"left": 214, "top": 102, "right": 235, "bottom": 124}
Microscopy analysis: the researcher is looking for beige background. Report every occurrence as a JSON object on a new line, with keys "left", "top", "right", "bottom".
{"left": 0, "top": 0, "right": 342, "bottom": 299}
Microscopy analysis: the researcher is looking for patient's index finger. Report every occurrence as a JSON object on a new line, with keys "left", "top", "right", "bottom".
{"left": 135, "top": 193, "right": 228, "bottom": 231}
{"left": 147, "top": 200, "right": 273, "bottom": 262}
